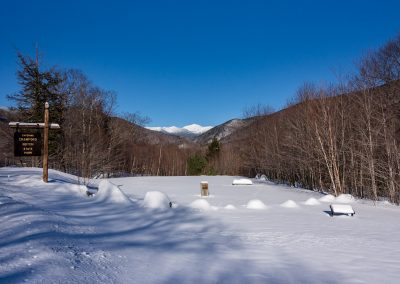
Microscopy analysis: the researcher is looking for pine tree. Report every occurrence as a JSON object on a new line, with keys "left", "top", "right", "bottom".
{"left": 187, "top": 154, "right": 207, "bottom": 175}
{"left": 206, "top": 137, "right": 221, "bottom": 160}
{"left": 7, "top": 51, "right": 67, "bottom": 164}
{"left": 8, "top": 52, "right": 65, "bottom": 124}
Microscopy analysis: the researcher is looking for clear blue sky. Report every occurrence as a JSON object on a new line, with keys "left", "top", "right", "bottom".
{"left": 1, "top": 0, "right": 400, "bottom": 127}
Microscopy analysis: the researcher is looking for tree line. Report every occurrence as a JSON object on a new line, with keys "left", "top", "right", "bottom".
{"left": 2, "top": 52, "right": 200, "bottom": 179}
{"left": 2, "top": 34, "right": 400, "bottom": 203}
{"left": 219, "top": 34, "right": 400, "bottom": 203}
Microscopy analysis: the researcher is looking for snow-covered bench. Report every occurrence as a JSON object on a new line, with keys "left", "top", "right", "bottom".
{"left": 330, "top": 204, "right": 355, "bottom": 217}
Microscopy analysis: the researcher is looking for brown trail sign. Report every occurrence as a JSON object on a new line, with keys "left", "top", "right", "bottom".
{"left": 14, "top": 132, "right": 42, "bottom": 156}
{"left": 9, "top": 102, "right": 60, "bottom": 183}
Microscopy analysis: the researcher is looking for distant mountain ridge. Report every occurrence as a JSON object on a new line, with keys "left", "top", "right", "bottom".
{"left": 194, "top": 118, "right": 256, "bottom": 144}
{"left": 146, "top": 124, "right": 213, "bottom": 138}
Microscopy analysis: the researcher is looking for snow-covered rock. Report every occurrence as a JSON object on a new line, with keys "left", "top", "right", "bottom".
{"left": 96, "top": 180, "right": 132, "bottom": 205}
{"left": 304, "top": 197, "right": 321, "bottom": 206}
{"left": 319, "top": 194, "right": 336, "bottom": 202}
{"left": 246, "top": 199, "right": 267, "bottom": 209}
{"left": 224, "top": 204, "right": 236, "bottom": 210}
{"left": 232, "top": 179, "right": 253, "bottom": 185}
{"left": 280, "top": 200, "right": 299, "bottom": 208}
{"left": 142, "top": 191, "right": 171, "bottom": 209}
{"left": 189, "top": 199, "right": 215, "bottom": 211}
{"left": 335, "top": 194, "right": 355, "bottom": 203}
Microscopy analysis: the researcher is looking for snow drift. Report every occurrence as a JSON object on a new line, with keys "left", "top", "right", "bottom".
{"left": 280, "top": 200, "right": 299, "bottom": 208}
{"left": 224, "top": 204, "right": 236, "bottom": 210}
{"left": 189, "top": 199, "right": 217, "bottom": 211}
{"left": 246, "top": 199, "right": 267, "bottom": 209}
{"left": 232, "top": 179, "right": 253, "bottom": 185}
{"left": 335, "top": 194, "right": 355, "bottom": 203}
{"left": 96, "top": 180, "right": 132, "bottom": 205}
{"left": 304, "top": 197, "right": 321, "bottom": 206}
{"left": 142, "top": 191, "right": 171, "bottom": 209}
{"left": 319, "top": 194, "right": 336, "bottom": 202}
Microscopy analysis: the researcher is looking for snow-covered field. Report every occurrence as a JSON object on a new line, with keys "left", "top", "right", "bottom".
{"left": 1, "top": 167, "right": 400, "bottom": 283}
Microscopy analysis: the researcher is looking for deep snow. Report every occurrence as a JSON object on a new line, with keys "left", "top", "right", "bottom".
{"left": 1, "top": 167, "right": 400, "bottom": 283}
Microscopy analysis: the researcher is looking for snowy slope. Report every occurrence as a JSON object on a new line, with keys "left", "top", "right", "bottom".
{"left": 194, "top": 118, "right": 255, "bottom": 144}
{"left": 146, "top": 124, "right": 213, "bottom": 138}
{"left": 1, "top": 167, "right": 400, "bottom": 283}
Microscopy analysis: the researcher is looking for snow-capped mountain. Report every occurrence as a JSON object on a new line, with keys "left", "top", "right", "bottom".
{"left": 146, "top": 124, "right": 213, "bottom": 138}
{"left": 194, "top": 118, "right": 255, "bottom": 144}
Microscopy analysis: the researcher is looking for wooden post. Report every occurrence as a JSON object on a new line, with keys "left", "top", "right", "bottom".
{"left": 200, "top": 181, "right": 209, "bottom": 196}
{"left": 43, "top": 102, "right": 49, "bottom": 182}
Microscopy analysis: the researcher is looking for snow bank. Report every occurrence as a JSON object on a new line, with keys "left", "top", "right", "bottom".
{"left": 246, "top": 199, "right": 267, "bottom": 210}
{"left": 319, "top": 194, "right": 336, "bottom": 202}
{"left": 224, "top": 204, "right": 236, "bottom": 210}
{"left": 189, "top": 199, "right": 217, "bottom": 211}
{"left": 142, "top": 191, "right": 171, "bottom": 209}
{"left": 304, "top": 197, "right": 321, "bottom": 206}
{"left": 96, "top": 180, "right": 132, "bottom": 205}
{"left": 280, "top": 200, "right": 299, "bottom": 208}
{"left": 335, "top": 194, "right": 355, "bottom": 203}
{"left": 232, "top": 179, "right": 253, "bottom": 185}
{"left": 319, "top": 194, "right": 355, "bottom": 203}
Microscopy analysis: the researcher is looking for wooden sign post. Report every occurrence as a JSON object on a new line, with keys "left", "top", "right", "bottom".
{"left": 43, "top": 102, "right": 49, "bottom": 182}
{"left": 9, "top": 102, "right": 60, "bottom": 183}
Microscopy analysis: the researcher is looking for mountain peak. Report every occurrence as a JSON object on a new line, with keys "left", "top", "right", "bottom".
{"left": 146, "top": 124, "right": 213, "bottom": 138}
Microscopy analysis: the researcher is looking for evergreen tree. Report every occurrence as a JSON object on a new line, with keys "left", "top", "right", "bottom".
{"left": 7, "top": 51, "right": 67, "bottom": 163}
{"left": 8, "top": 52, "right": 66, "bottom": 124}
{"left": 206, "top": 137, "right": 221, "bottom": 160}
{"left": 187, "top": 154, "right": 207, "bottom": 175}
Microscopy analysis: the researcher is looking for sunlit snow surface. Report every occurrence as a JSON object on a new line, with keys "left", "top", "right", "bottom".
{"left": 1, "top": 167, "right": 400, "bottom": 283}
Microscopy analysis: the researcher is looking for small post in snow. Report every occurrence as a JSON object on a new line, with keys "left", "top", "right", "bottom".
{"left": 200, "top": 181, "right": 209, "bottom": 197}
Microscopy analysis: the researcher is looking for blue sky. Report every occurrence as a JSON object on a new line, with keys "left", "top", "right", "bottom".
{"left": 1, "top": 0, "right": 400, "bottom": 127}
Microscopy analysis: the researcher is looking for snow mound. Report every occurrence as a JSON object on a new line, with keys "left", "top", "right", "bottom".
{"left": 143, "top": 191, "right": 171, "bottom": 209}
{"left": 280, "top": 200, "right": 299, "bottom": 208}
{"left": 96, "top": 180, "right": 132, "bottom": 205}
{"left": 190, "top": 199, "right": 215, "bottom": 211}
{"left": 246, "top": 199, "right": 267, "bottom": 210}
{"left": 224, "top": 204, "right": 236, "bottom": 210}
{"left": 232, "top": 179, "right": 253, "bottom": 185}
{"left": 304, "top": 197, "right": 321, "bottom": 206}
{"left": 335, "top": 194, "right": 355, "bottom": 203}
{"left": 319, "top": 194, "right": 336, "bottom": 202}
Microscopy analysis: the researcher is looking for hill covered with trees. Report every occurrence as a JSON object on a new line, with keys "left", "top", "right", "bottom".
{"left": 2, "top": 34, "right": 400, "bottom": 203}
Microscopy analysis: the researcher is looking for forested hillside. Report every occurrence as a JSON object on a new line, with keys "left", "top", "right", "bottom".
{"left": 2, "top": 34, "right": 400, "bottom": 202}
{"left": 216, "top": 35, "right": 400, "bottom": 203}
